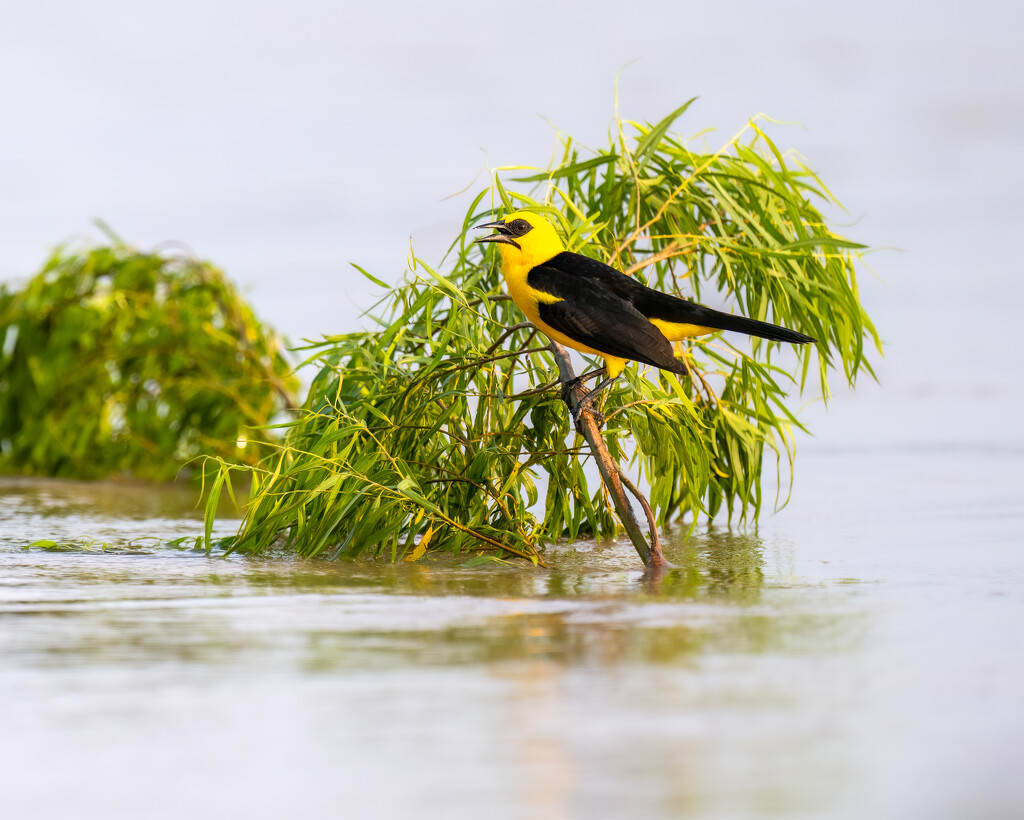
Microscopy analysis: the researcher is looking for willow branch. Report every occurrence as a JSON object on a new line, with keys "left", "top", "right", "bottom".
{"left": 547, "top": 342, "right": 668, "bottom": 568}
{"left": 485, "top": 321, "right": 534, "bottom": 356}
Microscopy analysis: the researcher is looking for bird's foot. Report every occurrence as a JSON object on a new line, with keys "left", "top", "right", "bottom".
{"left": 563, "top": 375, "right": 582, "bottom": 391}
{"left": 561, "top": 376, "right": 586, "bottom": 404}
{"left": 561, "top": 369, "right": 603, "bottom": 400}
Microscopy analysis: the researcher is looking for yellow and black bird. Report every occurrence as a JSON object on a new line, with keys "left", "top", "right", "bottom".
{"left": 475, "top": 211, "right": 815, "bottom": 417}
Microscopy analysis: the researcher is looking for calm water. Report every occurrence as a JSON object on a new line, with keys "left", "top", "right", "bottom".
{"left": 2, "top": 442, "right": 1022, "bottom": 819}
{"left": 2, "top": 0, "right": 1023, "bottom": 817}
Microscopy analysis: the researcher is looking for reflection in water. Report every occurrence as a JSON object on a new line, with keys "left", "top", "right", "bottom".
{"left": 0, "top": 483, "right": 830, "bottom": 679}
{"left": 0, "top": 479, "right": 838, "bottom": 679}
{"left": 4, "top": 474, "right": 1022, "bottom": 820}
{"left": 2, "top": 534, "right": 843, "bottom": 673}
{"left": 649, "top": 527, "right": 766, "bottom": 600}
{"left": 0, "top": 476, "right": 211, "bottom": 520}
{"left": 0, "top": 509, "right": 858, "bottom": 819}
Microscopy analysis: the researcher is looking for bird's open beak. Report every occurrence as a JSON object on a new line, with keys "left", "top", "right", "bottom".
{"left": 473, "top": 219, "right": 519, "bottom": 248}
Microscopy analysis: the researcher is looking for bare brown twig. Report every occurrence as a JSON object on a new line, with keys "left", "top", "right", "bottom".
{"left": 547, "top": 342, "right": 669, "bottom": 568}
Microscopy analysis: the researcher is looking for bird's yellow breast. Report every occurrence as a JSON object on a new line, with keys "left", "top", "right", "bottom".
{"left": 488, "top": 212, "right": 630, "bottom": 375}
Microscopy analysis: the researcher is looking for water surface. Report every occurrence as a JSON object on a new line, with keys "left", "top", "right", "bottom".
{"left": 2, "top": 443, "right": 1021, "bottom": 820}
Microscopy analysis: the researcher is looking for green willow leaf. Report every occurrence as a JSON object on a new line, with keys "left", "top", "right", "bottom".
{"left": 513, "top": 154, "right": 619, "bottom": 183}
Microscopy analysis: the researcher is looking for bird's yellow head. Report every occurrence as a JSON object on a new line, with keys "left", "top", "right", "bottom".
{"left": 473, "top": 211, "right": 565, "bottom": 271}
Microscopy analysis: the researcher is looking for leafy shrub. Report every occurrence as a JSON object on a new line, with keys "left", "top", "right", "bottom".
{"left": 206, "top": 103, "right": 879, "bottom": 563}
{"left": 0, "top": 234, "right": 298, "bottom": 480}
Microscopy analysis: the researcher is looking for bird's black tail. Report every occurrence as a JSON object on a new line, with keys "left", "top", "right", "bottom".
{"left": 637, "top": 289, "right": 816, "bottom": 345}
{"left": 708, "top": 311, "right": 816, "bottom": 344}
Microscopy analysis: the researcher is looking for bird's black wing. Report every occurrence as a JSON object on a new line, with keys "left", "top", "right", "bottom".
{"left": 543, "top": 251, "right": 816, "bottom": 344}
{"left": 527, "top": 264, "right": 684, "bottom": 372}
{"left": 543, "top": 251, "right": 652, "bottom": 303}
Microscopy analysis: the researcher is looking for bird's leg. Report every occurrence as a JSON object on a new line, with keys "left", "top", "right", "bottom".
{"left": 562, "top": 367, "right": 604, "bottom": 394}
{"left": 567, "top": 373, "right": 619, "bottom": 430}
{"left": 577, "top": 374, "right": 617, "bottom": 412}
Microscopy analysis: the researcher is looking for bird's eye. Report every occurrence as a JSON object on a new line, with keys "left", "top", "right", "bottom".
{"left": 511, "top": 219, "right": 533, "bottom": 235}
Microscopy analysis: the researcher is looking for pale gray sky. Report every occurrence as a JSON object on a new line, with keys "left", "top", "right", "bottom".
{"left": 2, "top": 0, "right": 1021, "bottom": 445}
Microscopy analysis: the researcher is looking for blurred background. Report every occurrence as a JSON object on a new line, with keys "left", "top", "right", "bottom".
{"left": 2, "top": 2, "right": 1023, "bottom": 818}
{"left": 2, "top": 0, "right": 1022, "bottom": 449}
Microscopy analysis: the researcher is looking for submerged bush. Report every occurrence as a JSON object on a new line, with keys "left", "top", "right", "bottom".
{"left": 0, "top": 234, "right": 298, "bottom": 481}
{"left": 206, "top": 102, "right": 879, "bottom": 563}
